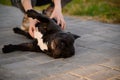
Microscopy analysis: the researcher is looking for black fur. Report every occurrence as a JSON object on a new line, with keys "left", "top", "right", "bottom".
{"left": 2, "top": 10, "right": 80, "bottom": 58}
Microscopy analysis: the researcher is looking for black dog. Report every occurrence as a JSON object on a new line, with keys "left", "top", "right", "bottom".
{"left": 2, "top": 10, "right": 80, "bottom": 58}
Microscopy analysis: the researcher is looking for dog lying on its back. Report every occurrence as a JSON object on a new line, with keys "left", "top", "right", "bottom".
{"left": 2, "top": 10, "right": 80, "bottom": 58}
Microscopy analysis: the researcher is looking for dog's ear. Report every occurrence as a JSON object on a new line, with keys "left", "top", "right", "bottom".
{"left": 68, "top": 32, "right": 80, "bottom": 40}
{"left": 26, "top": 9, "right": 50, "bottom": 23}
{"left": 72, "top": 34, "right": 80, "bottom": 39}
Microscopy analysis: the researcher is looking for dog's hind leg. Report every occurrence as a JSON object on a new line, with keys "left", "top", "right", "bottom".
{"left": 13, "top": 27, "right": 33, "bottom": 39}
{"left": 2, "top": 39, "right": 41, "bottom": 53}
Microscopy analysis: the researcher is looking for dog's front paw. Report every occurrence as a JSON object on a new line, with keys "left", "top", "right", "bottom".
{"left": 2, "top": 44, "right": 15, "bottom": 53}
{"left": 26, "top": 9, "right": 38, "bottom": 19}
{"left": 13, "top": 27, "right": 21, "bottom": 33}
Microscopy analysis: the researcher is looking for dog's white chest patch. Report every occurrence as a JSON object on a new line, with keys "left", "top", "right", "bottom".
{"left": 34, "top": 28, "right": 48, "bottom": 51}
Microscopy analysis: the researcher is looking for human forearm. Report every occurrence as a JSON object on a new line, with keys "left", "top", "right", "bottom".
{"left": 51, "top": 0, "right": 66, "bottom": 29}
{"left": 53, "top": 0, "right": 62, "bottom": 11}
{"left": 21, "top": 0, "right": 33, "bottom": 11}
{"left": 21, "top": 0, "right": 34, "bottom": 27}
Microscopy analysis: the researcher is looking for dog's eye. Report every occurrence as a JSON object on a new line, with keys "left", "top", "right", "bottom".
{"left": 59, "top": 41, "right": 65, "bottom": 49}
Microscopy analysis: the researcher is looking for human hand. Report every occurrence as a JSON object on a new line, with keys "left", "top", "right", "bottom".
{"left": 50, "top": 7, "right": 66, "bottom": 30}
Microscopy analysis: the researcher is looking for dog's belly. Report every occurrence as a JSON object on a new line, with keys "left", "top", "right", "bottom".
{"left": 34, "top": 28, "right": 48, "bottom": 51}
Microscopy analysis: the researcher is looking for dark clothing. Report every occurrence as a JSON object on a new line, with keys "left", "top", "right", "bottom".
{"left": 11, "top": 0, "right": 71, "bottom": 13}
{"left": 36, "top": 0, "right": 53, "bottom": 6}
{"left": 11, "top": 0, "right": 53, "bottom": 13}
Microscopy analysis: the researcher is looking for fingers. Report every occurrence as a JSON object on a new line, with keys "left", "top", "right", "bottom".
{"left": 57, "top": 18, "right": 66, "bottom": 30}
{"left": 60, "top": 19, "right": 66, "bottom": 30}
{"left": 50, "top": 15, "right": 66, "bottom": 30}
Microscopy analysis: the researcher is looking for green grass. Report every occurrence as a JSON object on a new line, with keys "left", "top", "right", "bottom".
{"left": 63, "top": 0, "right": 120, "bottom": 23}
{"left": 0, "top": 0, "right": 120, "bottom": 23}
{"left": 0, "top": 0, "right": 11, "bottom": 5}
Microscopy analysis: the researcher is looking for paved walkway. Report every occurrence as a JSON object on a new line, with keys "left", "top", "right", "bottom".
{"left": 0, "top": 4, "right": 120, "bottom": 80}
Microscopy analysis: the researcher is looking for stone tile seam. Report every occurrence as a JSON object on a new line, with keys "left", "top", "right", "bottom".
{"left": 99, "top": 64, "right": 120, "bottom": 72}
{"left": 69, "top": 65, "right": 120, "bottom": 80}
{"left": 41, "top": 64, "right": 110, "bottom": 80}
{"left": 40, "top": 66, "right": 84, "bottom": 80}
{"left": 68, "top": 65, "right": 112, "bottom": 78}
{"left": 22, "top": 55, "right": 56, "bottom": 65}
{"left": 69, "top": 72, "right": 92, "bottom": 80}
{"left": 0, "top": 55, "right": 26, "bottom": 61}
{"left": 107, "top": 75, "right": 120, "bottom": 80}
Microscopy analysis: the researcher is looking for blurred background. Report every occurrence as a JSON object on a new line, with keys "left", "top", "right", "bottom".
{"left": 0, "top": 0, "right": 120, "bottom": 24}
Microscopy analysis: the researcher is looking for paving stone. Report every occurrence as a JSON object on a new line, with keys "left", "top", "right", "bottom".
{"left": 108, "top": 75, "right": 120, "bottom": 80}
{"left": 89, "top": 48, "right": 120, "bottom": 58}
{"left": 78, "top": 39, "right": 106, "bottom": 49}
{"left": 0, "top": 56, "right": 27, "bottom": 65}
{"left": 20, "top": 59, "right": 80, "bottom": 79}
{"left": 0, "top": 5, "right": 23, "bottom": 28}
{"left": 100, "top": 57, "right": 120, "bottom": 71}
{"left": 2, "top": 59, "right": 40, "bottom": 70}
{"left": 109, "top": 26, "right": 120, "bottom": 32}
{"left": 78, "top": 36, "right": 120, "bottom": 50}
{"left": 40, "top": 73, "right": 82, "bottom": 80}
{"left": 70, "top": 65, "right": 109, "bottom": 77}
{"left": 2, "top": 59, "right": 81, "bottom": 79}
{"left": 63, "top": 51, "right": 110, "bottom": 67}
{"left": 0, "top": 66, "right": 15, "bottom": 80}
{"left": 85, "top": 41, "right": 120, "bottom": 50}
{"left": 25, "top": 52, "right": 54, "bottom": 62}
{"left": 0, "top": 51, "right": 31, "bottom": 60}
{"left": 93, "top": 29, "right": 120, "bottom": 40}
{"left": 92, "top": 26, "right": 120, "bottom": 44}
{"left": 74, "top": 45, "right": 92, "bottom": 56}
{"left": 88, "top": 69, "right": 120, "bottom": 80}
{"left": 66, "top": 25, "right": 96, "bottom": 35}
{"left": 80, "top": 34, "right": 105, "bottom": 42}
{"left": 105, "top": 36, "right": 120, "bottom": 45}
